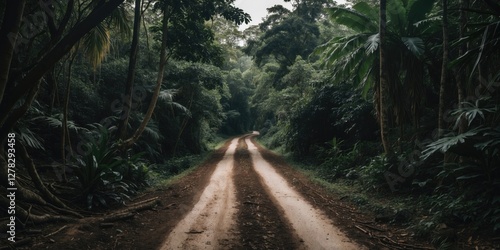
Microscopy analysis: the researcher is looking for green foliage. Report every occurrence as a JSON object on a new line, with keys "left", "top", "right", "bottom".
{"left": 245, "top": 14, "right": 320, "bottom": 83}
{"left": 74, "top": 125, "right": 126, "bottom": 209}
{"left": 359, "top": 155, "right": 390, "bottom": 190}
{"left": 154, "top": 154, "right": 203, "bottom": 177}
{"left": 151, "top": 0, "right": 250, "bottom": 67}
{"left": 286, "top": 83, "right": 377, "bottom": 157}
{"left": 73, "top": 123, "right": 149, "bottom": 210}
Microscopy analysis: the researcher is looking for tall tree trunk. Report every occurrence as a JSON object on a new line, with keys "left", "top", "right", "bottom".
{"left": 456, "top": 0, "right": 469, "bottom": 133}
{"left": 61, "top": 50, "right": 78, "bottom": 181}
{"left": 118, "top": 0, "right": 142, "bottom": 140}
{"left": 438, "top": 0, "right": 449, "bottom": 137}
{"left": 379, "top": 0, "right": 391, "bottom": 155}
{"left": 173, "top": 91, "right": 194, "bottom": 156}
{"left": 47, "top": 69, "right": 58, "bottom": 114}
{"left": 0, "top": 0, "right": 26, "bottom": 105}
{"left": 120, "top": 3, "right": 168, "bottom": 150}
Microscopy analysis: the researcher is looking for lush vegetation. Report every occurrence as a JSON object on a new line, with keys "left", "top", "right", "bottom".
{"left": 0, "top": 0, "right": 499, "bottom": 248}
{"left": 244, "top": 0, "right": 500, "bottom": 247}
{"left": 0, "top": 0, "right": 252, "bottom": 215}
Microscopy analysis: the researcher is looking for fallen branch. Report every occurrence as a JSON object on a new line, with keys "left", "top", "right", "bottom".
{"left": 101, "top": 212, "right": 134, "bottom": 223}
{"left": 354, "top": 225, "right": 368, "bottom": 234}
{"left": 100, "top": 198, "right": 160, "bottom": 223}
{"left": 44, "top": 225, "right": 68, "bottom": 238}
{"left": 362, "top": 223, "right": 386, "bottom": 232}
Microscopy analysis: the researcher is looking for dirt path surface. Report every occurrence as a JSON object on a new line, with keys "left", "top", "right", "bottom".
{"left": 246, "top": 138, "right": 364, "bottom": 249}
{"left": 159, "top": 135, "right": 364, "bottom": 249}
{"left": 23, "top": 135, "right": 435, "bottom": 250}
{"left": 160, "top": 138, "right": 239, "bottom": 249}
{"left": 233, "top": 137, "right": 302, "bottom": 249}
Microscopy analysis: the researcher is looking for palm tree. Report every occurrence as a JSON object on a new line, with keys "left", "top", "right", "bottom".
{"left": 379, "top": 0, "right": 390, "bottom": 154}
{"left": 119, "top": 0, "right": 142, "bottom": 140}
{"left": 61, "top": 4, "right": 130, "bottom": 174}
{"left": 315, "top": 0, "right": 436, "bottom": 152}
{"left": 438, "top": 0, "right": 449, "bottom": 137}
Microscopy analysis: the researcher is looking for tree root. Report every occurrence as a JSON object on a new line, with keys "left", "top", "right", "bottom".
{"left": 18, "top": 143, "right": 70, "bottom": 209}
{"left": 0, "top": 196, "right": 76, "bottom": 224}
{"left": 100, "top": 197, "right": 160, "bottom": 223}
{"left": 354, "top": 223, "right": 434, "bottom": 250}
{"left": 44, "top": 225, "right": 68, "bottom": 238}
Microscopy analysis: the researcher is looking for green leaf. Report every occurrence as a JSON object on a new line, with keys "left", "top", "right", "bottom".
{"left": 456, "top": 174, "right": 483, "bottom": 180}
{"left": 402, "top": 37, "right": 424, "bottom": 56}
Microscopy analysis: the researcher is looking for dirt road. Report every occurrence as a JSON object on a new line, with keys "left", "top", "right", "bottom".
{"left": 160, "top": 135, "right": 364, "bottom": 249}
{"left": 35, "top": 135, "right": 382, "bottom": 250}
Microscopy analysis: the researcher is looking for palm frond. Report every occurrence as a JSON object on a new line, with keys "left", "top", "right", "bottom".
{"left": 325, "top": 6, "right": 376, "bottom": 33}
{"left": 365, "top": 33, "right": 380, "bottom": 54}
{"left": 414, "top": 15, "right": 441, "bottom": 28}
{"left": 108, "top": 4, "right": 131, "bottom": 38}
{"left": 143, "top": 120, "right": 162, "bottom": 141}
{"left": 35, "top": 114, "right": 88, "bottom": 133}
{"left": 17, "top": 128, "right": 44, "bottom": 150}
{"left": 158, "top": 89, "right": 179, "bottom": 102}
{"left": 83, "top": 23, "right": 111, "bottom": 69}
{"left": 170, "top": 102, "right": 192, "bottom": 117}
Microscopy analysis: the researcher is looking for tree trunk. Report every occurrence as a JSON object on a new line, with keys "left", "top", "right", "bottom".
{"left": 379, "top": 0, "right": 391, "bottom": 155}
{"left": 0, "top": 0, "right": 26, "bottom": 105}
{"left": 61, "top": 50, "right": 78, "bottom": 181}
{"left": 118, "top": 0, "right": 142, "bottom": 140}
{"left": 438, "top": 0, "right": 449, "bottom": 137}
{"left": 455, "top": 0, "right": 469, "bottom": 133}
{"left": 173, "top": 91, "right": 194, "bottom": 156}
{"left": 119, "top": 3, "right": 169, "bottom": 150}
{"left": 47, "top": 69, "right": 58, "bottom": 114}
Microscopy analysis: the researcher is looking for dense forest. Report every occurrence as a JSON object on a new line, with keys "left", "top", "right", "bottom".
{"left": 0, "top": 0, "right": 499, "bottom": 248}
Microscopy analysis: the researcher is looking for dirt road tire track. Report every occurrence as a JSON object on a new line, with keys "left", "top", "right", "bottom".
{"left": 234, "top": 137, "right": 303, "bottom": 249}
{"left": 246, "top": 137, "right": 364, "bottom": 250}
{"left": 160, "top": 138, "right": 239, "bottom": 249}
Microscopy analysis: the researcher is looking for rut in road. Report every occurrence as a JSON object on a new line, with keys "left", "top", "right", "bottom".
{"left": 160, "top": 136, "right": 365, "bottom": 249}
{"left": 233, "top": 137, "right": 302, "bottom": 249}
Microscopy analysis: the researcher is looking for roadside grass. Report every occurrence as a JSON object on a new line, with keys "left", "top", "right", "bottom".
{"left": 147, "top": 135, "right": 229, "bottom": 187}
{"left": 282, "top": 159, "right": 410, "bottom": 218}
